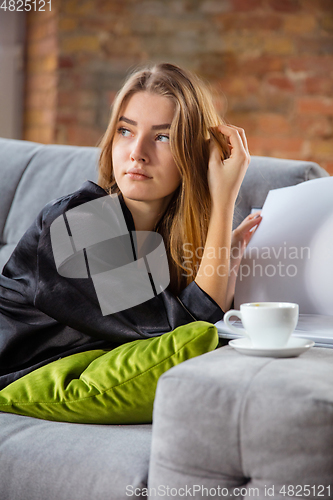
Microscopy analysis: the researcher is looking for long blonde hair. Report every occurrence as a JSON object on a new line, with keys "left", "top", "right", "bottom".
{"left": 98, "top": 63, "right": 229, "bottom": 295}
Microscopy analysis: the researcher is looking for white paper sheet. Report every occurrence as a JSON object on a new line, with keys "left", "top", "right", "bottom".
{"left": 234, "top": 176, "right": 333, "bottom": 316}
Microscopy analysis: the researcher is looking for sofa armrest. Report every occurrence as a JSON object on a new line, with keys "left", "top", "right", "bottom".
{"left": 148, "top": 346, "right": 333, "bottom": 498}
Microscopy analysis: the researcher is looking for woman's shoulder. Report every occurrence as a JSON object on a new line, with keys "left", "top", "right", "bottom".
{"left": 41, "top": 181, "right": 109, "bottom": 226}
{"left": 1, "top": 182, "right": 111, "bottom": 279}
{"left": 47, "top": 180, "right": 108, "bottom": 211}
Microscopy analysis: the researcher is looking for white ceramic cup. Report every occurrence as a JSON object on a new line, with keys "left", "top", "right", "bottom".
{"left": 224, "top": 302, "right": 299, "bottom": 348}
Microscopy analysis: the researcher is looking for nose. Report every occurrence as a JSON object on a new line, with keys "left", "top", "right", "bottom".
{"left": 130, "top": 136, "right": 149, "bottom": 163}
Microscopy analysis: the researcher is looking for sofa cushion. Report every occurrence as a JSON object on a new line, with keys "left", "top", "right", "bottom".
{"left": 0, "top": 321, "right": 218, "bottom": 424}
{"left": 0, "top": 412, "right": 151, "bottom": 500}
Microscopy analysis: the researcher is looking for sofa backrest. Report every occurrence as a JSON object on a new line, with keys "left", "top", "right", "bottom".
{"left": 0, "top": 137, "right": 329, "bottom": 271}
{"left": 0, "top": 138, "right": 99, "bottom": 269}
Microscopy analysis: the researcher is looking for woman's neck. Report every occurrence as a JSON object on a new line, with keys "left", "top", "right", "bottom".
{"left": 121, "top": 194, "right": 173, "bottom": 231}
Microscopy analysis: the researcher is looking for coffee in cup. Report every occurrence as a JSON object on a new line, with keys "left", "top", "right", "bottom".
{"left": 224, "top": 302, "right": 299, "bottom": 349}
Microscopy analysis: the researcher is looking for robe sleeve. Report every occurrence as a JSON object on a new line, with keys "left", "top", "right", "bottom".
{"left": 178, "top": 281, "right": 224, "bottom": 324}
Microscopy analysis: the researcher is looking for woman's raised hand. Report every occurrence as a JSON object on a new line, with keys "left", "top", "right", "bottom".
{"left": 223, "top": 211, "right": 262, "bottom": 311}
{"left": 231, "top": 211, "right": 262, "bottom": 267}
{"left": 208, "top": 124, "right": 250, "bottom": 209}
{"left": 196, "top": 124, "right": 252, "bottom": 312}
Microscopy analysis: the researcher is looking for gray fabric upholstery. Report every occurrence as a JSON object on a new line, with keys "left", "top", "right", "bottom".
{"left": 0, "top": 413, "right": 151, "bottom": 500}
{"left": 0, "top": 138, "right": 99, "bottom": 269}
{"left": 149, "top": 347, "right": 333, "bottom": 499}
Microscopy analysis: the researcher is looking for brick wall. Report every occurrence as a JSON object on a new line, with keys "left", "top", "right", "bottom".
{"left": 24, "top": 6, "right": 58, "bottom": 143}
{"left": 24, "top": 0, "right": 333, "bottom": 174}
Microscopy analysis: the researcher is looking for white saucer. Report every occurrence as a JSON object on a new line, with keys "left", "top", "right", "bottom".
{"left": 228, "top": 337, "right": 315, "bottom": 358}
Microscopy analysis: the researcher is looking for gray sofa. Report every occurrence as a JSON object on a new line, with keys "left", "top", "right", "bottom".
{"left": 0, "top": 137, "right": 332, "bottom": 500}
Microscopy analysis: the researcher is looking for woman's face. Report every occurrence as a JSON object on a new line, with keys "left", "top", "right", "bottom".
{"left": 112, "top": 91, "right": 181, "bottom": 207}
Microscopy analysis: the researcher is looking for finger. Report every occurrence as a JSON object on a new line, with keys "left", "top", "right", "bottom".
{"left": 246, "top": 224, "right": 259, "bottom": 244}
{"left": 248, "top": 211, "right": 262, "bottom": 220}
{"left": 216, "top": 124, "right": 249, "bottom": 161}
{"left": 227, "top": 125, "right": 249, "bottom": 154}
{"left": 219, "top": 124, "right": 249, "bottom": 155}
{"left": 240, "top": 211, "right": 262, "bottom": 224}
{"left": 247, "top": 213, "right": 262, "bottom": 226}
{"left": 209, "top": 134, "right": 223, "bottom": 166}
{"left": 249, "top": 217, "right": 262, "bottom": 235}
{"left": 236, "top": 214, "right": 262, "bottom": 236}
{"left": 209, "top": 127, "right": 231, "bottom": 161}
{"left": 241, "top": 218, "right": 262, "bottom": 246}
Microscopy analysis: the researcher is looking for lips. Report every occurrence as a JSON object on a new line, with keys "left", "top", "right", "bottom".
{"left": 126, "top": 168, "right": 152, "bottom": 180}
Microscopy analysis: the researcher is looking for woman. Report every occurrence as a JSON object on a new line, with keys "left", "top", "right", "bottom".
{"left": 0, "top": 63, "right": 261, "bottom": 390}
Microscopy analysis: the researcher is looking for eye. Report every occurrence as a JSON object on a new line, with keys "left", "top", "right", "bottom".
{"left": 117, "top": 127, "right": 131, "bottom": 138}
{"left": 156, "top": 134, "right": 170, "bottom": 143}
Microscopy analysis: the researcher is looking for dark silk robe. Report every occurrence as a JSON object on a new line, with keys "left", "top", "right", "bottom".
{"left": 0, "top": 181, "right": 223, "bottom": 389}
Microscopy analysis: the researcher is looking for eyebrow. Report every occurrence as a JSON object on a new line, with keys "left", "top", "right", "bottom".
{"left": 119, "top": 116, "right": 171, "bottom": 130}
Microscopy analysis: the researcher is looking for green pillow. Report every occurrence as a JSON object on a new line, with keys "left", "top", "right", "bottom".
{"left": 0, "top": 321, "right": 218, "bottom": 424}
